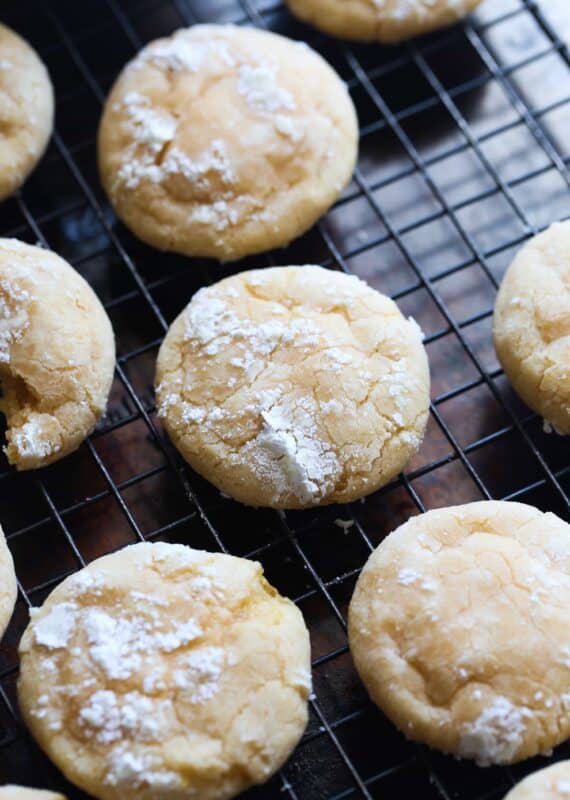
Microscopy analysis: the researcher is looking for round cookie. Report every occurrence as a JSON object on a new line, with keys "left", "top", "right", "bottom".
{"left": 285, "top": 0, "right": 483, "bottom": 43}
{"left": 18, "top": 542, "right": 311, "bottom": 800}
{"left": 155, "top": 265, "right": 430, "bottom": 509}
{"left": 0, "top": 24, "right": 54, "bottom": 202}
{"left": 0, "top": 789, "right": 66, "bottom": 800}
{"left": 348, "top": 501, "right": 570, "bottom": 766}
{"left": 493, "top": 221, "right": 570, "bottom": 435}
{"left": 504, "top": 762, "right": 570, "bottom": 799}
{"left": 0, "top": 239, "right": 116, "bottom": 470}
{"left": 98, "top": 25, "right": 358, "bottom": 261}
{"left": 0, "top": 525, "right": 17, "bottom": 641}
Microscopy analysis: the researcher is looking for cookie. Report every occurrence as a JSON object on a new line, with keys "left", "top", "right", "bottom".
{"left": 156, "top": 266, "right": 430, "bottom": 508}
{"left": 285, "top": 0, "right": 483, "bottom": 43}
{"left": 0, "top": 240, "right": 116, "bottom": 470}
{"left": 98, "top": 25, "right": 358, "bottom": 261}
{"left": 493, "top": 221, "right": 570, "bottom": 435}
{"left": 0, "top": 24, "right": 54, "bottom": 202}
{"left": 0, "top": 525, "right": 17, "bottom": 641}
{"left": 504, "top": 762, "right": 570, "bottom": 799}
{"left": 0, "top": 789, "right": 66, "bottom": 800}
{"left": 348, "top": 501, "right": 570, "bottom": 765}
{"left": 18, "top": 542, "right": 311, "bottom": 800}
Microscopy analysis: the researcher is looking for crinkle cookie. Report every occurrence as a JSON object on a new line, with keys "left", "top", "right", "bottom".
{"left": 0, "top": 789, "right": 66, "bottom": 800}
{"left": 18, "top": 542, "right": 311, "bottom": 800}
{"left": 493, "top": 221, "right": 570, "bottom": 435}
{"left": 504, "top": 761, "right": 570, "bottom": 799}
{"left": 285, "top": 0, "right": 483, "bottom": 43}
{"left": 348, "top": 501, "right": 570, "bottom": 766}
{"left": 155, "top": 266, "right": 430, "bottom": 509}
{"left": 0, "top": 24, "right": 54, "bottom": 202}
{"left": 98, "top": 25, "right": 358, "bottom": 261}
{"left": 0, "top": 240, "right": 116, "bottom": 470}
{"left": 0, "top": 525, "right": 16, "bottom": 640}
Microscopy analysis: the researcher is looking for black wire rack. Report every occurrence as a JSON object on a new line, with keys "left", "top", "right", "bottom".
{"left": 0, "top": 0, "right": 569, "bottom": 798}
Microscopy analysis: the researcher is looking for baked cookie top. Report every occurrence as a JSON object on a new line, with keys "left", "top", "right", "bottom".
{"left": 156, "top": 266, "right": 430, "bottom": 508}
{"left": 349, "top": 501, "right": 570, "bottom": 765}
{"left": 0, "top": 240, "right": 116, "bottom": 470}
{"left": 494, "top": 221, "right": 570, "bottom": 435}
{"left": 98, "top": 25, "right": 358, "bottom": 260}
{"left": 18, "top": 542, "right": 311, "bottom": 800}
{"left": 285, "top": 0, "right": 484, "bottom": 43}
{"left": 0, "top": 23, "right": 54, "bottom": 201}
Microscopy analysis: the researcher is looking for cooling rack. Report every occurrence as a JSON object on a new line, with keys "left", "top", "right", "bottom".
{"left": 0, "top": 0, "right": 569, "bottom": 798}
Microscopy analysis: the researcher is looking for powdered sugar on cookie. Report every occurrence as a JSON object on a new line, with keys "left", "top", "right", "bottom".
{"left": 157, "top": 266, "right": 430, "bottom": 508}
{"left": 19, "top": 542, "right": 311, "bottom": 800}
{"left": 458, "top": 697, "right": 532, "bottom": 766}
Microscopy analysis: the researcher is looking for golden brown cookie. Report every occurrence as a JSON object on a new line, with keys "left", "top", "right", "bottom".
{"left": 0, "top": 24, "right": 54, "bottom": 201}
{"left": 18, "top": 542, "right": 311, "bottom": 800}
{"left": 156, "top": 266, "right": 430, "bottom": 508}
{"left": 0, "top": 239, "right": 116, "bottom": 470}
{"left": 285, "top": 0, "right": 483, "bottom": 43}
{"left": 494, "top": 221, "right": 570, "bottom": 435}
{"left": 98, "top": 25, "right": 358, "bottom": 260}
{"left": 349, "top": 501, "right": 570, "bottom": 765}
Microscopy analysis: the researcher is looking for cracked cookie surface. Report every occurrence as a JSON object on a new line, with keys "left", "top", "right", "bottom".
{"left": 155, "top": 265, "right": 430, "bottom": 509}
{"left": 0, "top": 789, "right": 66, "bottom": 800}
{"left": 0, "top": 23, "right": 54, "bottom": 202}
{"left": 97, "top": 24, "right": 358, "bottom": 261}
{"left": 493, "top": 221, "right": 570, "bottom": 435}
{"left": 0, "top": 525, "right": 16, "bottom": 641}
{"left": 0, "top": 239, "right": 116, "bottom": 470}
{"left": 504, "top": 761, "right": 570, "bottom": 799}
{"left": 18, "top": 542, "right": 311, "bottom": 800}
{"left": 285, "top": 0, "right": 483, "bottom": 43}
{"left": 348, "top": 501, "right": 570, "bottom": 766}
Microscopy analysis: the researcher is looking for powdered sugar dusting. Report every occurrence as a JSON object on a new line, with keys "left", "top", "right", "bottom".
{"left": 10, "top": 414, "right": 61, "bottom": 459}
{"left": 106, "top": 747, "right": 181, "bottom": 791}
{"left": 173, "top": 646, "right": 225, "bottom": 702}
{"left": 0, "top": 278, "right": 30, "bottom": 363}
{"left": 397, "top": 568, "right": 419, "bottom": 586}
{"left": 115, "top": 93, "right": 177, "bottom": 190}
{"left": 252, "top": 399, "right": 339, "bottom": 504}
{"left": 141, "top": 36, "right": 235, "bottom": 73}
{"left": 80, "top": 690, "right": 171, "bottom": 744}
{"left": 122, "top": 92, "right": 177, "bottom": 151}
{"left": 372, "top": 0, "right": 465, "bottom": 22}
{"left": 115, "top": 94, "right": 241, "bottom": 235}
{"left": 458, "top": 697, "right": 531, "bottom": 765}
{"left": 83, "top": 607, "right": 202, "bottom": 680}
{"left": 32, "top": 603, "right": 77, "bottom": 650}
{"left": 236, "top": 62, "right": 295, "bottom": 113}
{"left": 182, "top": 287, "right": 321, "bottom": 357}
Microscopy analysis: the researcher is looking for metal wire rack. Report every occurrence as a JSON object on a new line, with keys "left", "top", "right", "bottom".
{"left": 0, "top": 0, "right": 569, "bottom": 797}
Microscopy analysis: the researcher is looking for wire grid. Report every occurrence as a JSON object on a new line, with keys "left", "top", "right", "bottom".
{"left": 0, "top": 0, "right": 569, "bottom": 797}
